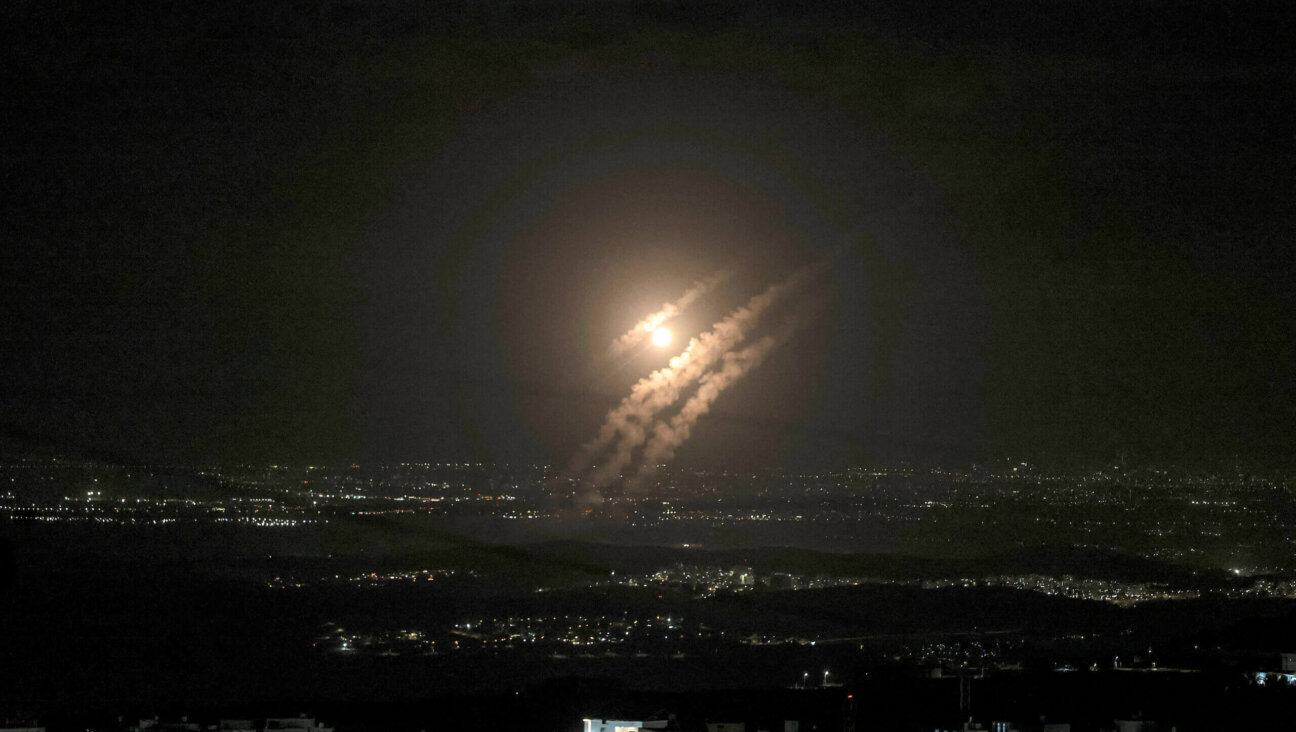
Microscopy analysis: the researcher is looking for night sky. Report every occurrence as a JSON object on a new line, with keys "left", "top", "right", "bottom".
{"left": 3, "top": 1, "right": 1293, "bottom": 470}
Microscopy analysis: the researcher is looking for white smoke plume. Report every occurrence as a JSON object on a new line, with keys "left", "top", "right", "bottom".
{"left": 607, "top": 270, "right": 731, "bottom": 357}
{"left": 567, "top": 255, "right": 835, "bottom": 490}
{"left": 629, "top": 303, "right": 822, "bottom": 489}
{"left": 642, "top": 333, "right": 781, "bottom": 466}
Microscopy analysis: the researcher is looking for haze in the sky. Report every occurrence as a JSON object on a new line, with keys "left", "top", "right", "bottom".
{"left": 1, "top": 0, "right": 1292, "bottom": 473}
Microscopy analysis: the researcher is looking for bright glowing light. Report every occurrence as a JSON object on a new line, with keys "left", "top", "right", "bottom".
{"left": 651, "top": 327, "right": 672, "bottom": 348}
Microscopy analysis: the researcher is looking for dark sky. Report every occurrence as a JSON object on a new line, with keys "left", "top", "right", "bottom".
{"left": 3, "top": 1, "right": 1293, "bottom": 470}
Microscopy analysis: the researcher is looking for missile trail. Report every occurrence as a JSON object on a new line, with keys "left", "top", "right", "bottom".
{"left": 607, "top": 270, "right": 731, "bottom": 357}
{"left": 567, "top": 253, "right": 836, "bottom": 492}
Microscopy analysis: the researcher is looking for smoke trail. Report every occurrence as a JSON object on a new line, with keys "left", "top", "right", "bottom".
{"left": 568, "top": 255, "right": 834, "bottom": 489}
{"left": 641, "top": 333, "right": 782, "bottom": 467}
{"left": 630, "top": 304, "right": 822, "bottom": 489}
{"left": 608, "top": 270, "right": 731, "bottom": 357}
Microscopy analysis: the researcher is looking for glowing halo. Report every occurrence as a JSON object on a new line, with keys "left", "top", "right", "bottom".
{"left": 651, "top": 326, "right": 672, "bottom": 348}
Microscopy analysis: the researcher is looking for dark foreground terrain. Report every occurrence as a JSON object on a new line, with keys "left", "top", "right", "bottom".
{"left": 3, "top": 534, "right": 1296, "bottom": 729}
